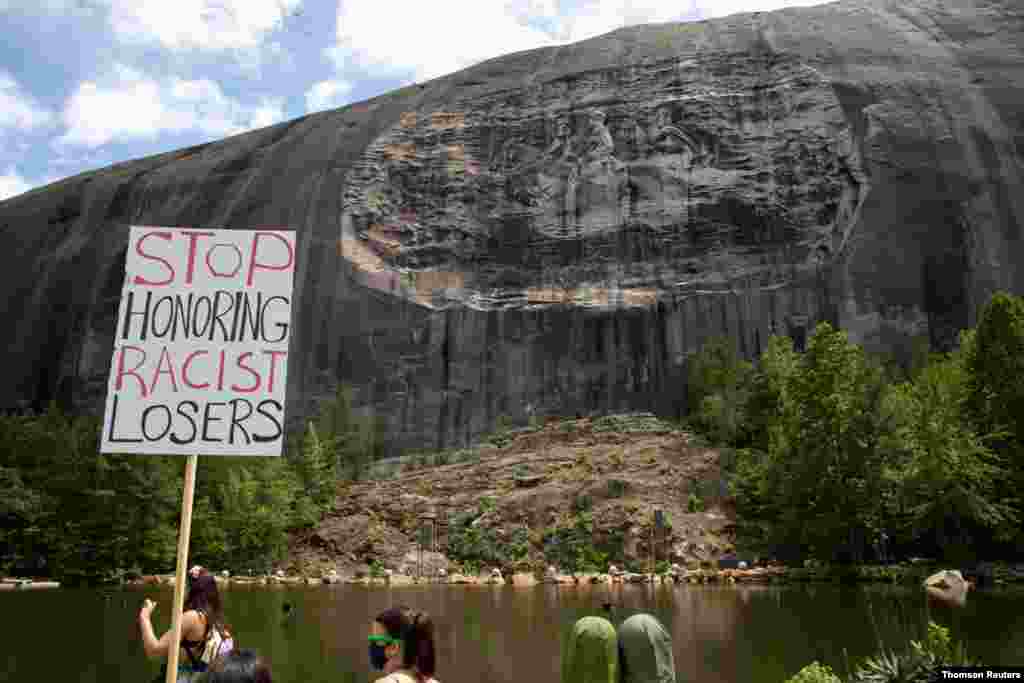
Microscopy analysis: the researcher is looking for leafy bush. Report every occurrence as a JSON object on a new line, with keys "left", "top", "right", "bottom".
{"left": 607, "top": 479, "right": 628, "bottom": 498}
{"left": 541, "top": 511, "right": 612, "bottom": 574}
{"left": 593, "top": 413, "right": 676, "bottom": 434}
{"left": 784, "top": 662, "right": 842, "bottom": 683}
{"left": 368, "top": 559, "right": 385, "bottom": 578}
{"left": 489, "top": 415, "right": 515, "bottom": 447}
{"left": 849, "top": 622, "right": 977, "bottom": 683}
{"left": 572, "top": 494, "right": 593, "bottom": 514}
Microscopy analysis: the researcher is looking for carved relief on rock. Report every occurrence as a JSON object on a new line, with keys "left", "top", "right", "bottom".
{"left": 339, "top": 51, "right": 870, "bottom": 311}
{"left": 535, "top": 114, "right": 578, "bottom": 223}
{"left": 626, "top": 103, "right": 703, "bottom": 228}
{"left": 648, "top": 104, "right": 702, "bottom": 168}
{"left": 571, "top": 108, "right": 628, "bottom": 234}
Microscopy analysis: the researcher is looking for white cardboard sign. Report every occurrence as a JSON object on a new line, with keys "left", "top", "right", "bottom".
{"left": 101, "top": 226, "right": 296, "bottom": 456}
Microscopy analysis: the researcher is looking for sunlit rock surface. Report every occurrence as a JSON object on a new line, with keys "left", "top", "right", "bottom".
{"left": 0, "top": 0, "right": 1021, "bottom": 450}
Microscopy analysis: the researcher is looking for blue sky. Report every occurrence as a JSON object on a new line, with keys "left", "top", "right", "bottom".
{"left": 0, "top": 0, "right": 833, "bottom": 201}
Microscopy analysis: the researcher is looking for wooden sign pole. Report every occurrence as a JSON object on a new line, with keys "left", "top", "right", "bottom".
{"left": 165, "top": 454, "right": 199, "bottom": 683}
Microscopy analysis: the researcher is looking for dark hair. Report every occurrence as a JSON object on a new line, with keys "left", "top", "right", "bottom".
{"left": 205, "top": 649, "right": 272, "bottom": 683}
{"left": 375, "top": 606, "right": 436, "bottom": 682}
{"left": 185, "top": 571, "right": 225, "bottom": 630}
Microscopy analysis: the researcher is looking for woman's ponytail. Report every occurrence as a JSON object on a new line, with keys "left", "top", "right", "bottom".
{"left": 377, "top": 606, "right": 437, "bottom": 682}
{"left": 406, "top": 609, "right": 435, "bottom": 682}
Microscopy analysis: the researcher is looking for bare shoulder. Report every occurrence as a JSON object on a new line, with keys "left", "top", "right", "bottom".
{"left": 182, "top": 609, "right": 205, "bottom": 638}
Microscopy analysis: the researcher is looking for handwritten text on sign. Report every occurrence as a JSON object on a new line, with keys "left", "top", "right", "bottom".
{"left": 101, "top": 227, "right": 296, "bottom": 456}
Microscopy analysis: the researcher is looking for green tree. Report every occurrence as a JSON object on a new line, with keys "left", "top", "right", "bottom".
{"left": 313, "top": 385, "right": 386, "bottom": 481}
{"left": 733, "top": 325, "right": 893, "bottom": 563}
{"left": 739, "top": 334, "right": 801, "bottom": 452}
{"left": 961, "top": 291, "right": 1024, "bottom": 549}
{"left": 686, "top": 336, "right": 754, "bottom": 445}
{"left": 882, "top": 350, "right": 1018, "bottom": 562}
{"left": 963, "top": 292, "right": 1024, "bottom": 452}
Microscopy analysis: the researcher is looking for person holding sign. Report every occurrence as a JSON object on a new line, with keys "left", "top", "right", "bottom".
{"left": 112, "top": 227, "right": 295, "bottom": 683}
{"left": 139, "top": 567, "right": 235, "bottom": 681}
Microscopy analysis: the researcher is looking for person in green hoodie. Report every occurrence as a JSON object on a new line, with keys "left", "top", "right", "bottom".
{"left": 562, "top": 616, "right": 619, "bottom": 683}
{"left": 617, "top": 614, "right": 676, "bottom": 683}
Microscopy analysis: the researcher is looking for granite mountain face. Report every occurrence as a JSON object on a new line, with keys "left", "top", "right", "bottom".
{"left": 1, "top": 0, "right": 1021, "bottom": 451}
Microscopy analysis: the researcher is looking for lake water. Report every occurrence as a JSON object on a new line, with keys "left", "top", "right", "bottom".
{"left": 2, "top": 583, "right": 1022, "bottom": 682}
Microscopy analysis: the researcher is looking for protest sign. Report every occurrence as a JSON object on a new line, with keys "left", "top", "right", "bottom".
{"left": 101, "top": 226, "right": 296, "bottom": 456}
{"left": 99, "top": 226, "right": 296, "bottom": 682}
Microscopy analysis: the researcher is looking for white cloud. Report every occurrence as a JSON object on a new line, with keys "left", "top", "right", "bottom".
{"left": 331, "top": 0, "right": 560, "bottom": 82}
{"left": 327, "top": 0, "right": 833, "bottom": 83}
{"left": 55, "top": 65, "right": 287, "bottom": 149}
{"left": 561, "top": 0, "right": 703, "bottom": 43}
{"left": 304, "top": 79, "right": 353, "bottom": 113}
{"left": 699, "top": 0, "right": 835, "bottom": 19}
{"left": 107, "top": 0, "right": 302, "bottom": 51}
{"left": 0, "top": 167, "right": 61, "bottom": 202}
{"left": 0, "top": 73, "right": 55, "bottom": 131}
{"left": 0, "top": 168, "right": 33, "bottom": 201}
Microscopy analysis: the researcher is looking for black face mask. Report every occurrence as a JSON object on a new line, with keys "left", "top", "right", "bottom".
{"left": 369, "top": 643, "right": 389, "bottom": 670}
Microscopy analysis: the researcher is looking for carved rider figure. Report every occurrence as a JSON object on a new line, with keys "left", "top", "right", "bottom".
{"left": 536, "top": 114, "right": 578, "bottom": 212}
{"left": 580, "top": 109, "right": 617, "bottom": 173}
{"left": 631, "top": 111, "right": 650, "bottom": 157}
{"left": 501, "top": 133, "right": 526, "bottom": 172}
{"left": 649, "top": 104, "right": 700, "bottom": 168}
{"left": 545, "top": 115, "right": 575, "bottom": 164}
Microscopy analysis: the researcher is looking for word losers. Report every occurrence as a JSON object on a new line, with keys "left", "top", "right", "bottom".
{"left": 107, "top": 394, "right": 283, "bottom": 446}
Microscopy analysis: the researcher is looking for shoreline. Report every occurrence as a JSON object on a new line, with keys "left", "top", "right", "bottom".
{"left": 6, "top": 562, "right": 1020, "bottom": 590}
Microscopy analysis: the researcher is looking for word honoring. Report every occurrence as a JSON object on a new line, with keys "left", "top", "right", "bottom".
{"left": 101, "top": 227, "right": 296, "bottom": 456}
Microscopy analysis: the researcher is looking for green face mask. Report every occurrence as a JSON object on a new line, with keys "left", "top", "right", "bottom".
{"left": 368, "top": 635, "right": 401, "bottom": 670}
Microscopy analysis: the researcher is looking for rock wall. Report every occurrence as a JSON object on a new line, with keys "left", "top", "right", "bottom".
{"left": 0, "top": 0, "right": 1021, "bottom": 451}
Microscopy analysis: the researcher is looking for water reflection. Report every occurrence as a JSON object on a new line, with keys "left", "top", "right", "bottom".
{"left": 2, "top": 584, "right": 1023, "bottom": 683}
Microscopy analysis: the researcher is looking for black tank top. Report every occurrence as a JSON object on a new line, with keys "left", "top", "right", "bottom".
{"left": 179, "top": 609, "right": 209, "bottom": 662}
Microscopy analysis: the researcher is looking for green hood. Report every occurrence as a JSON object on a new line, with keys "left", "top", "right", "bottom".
{"left": 618, "top": 614, "right": 676, "bottom": 683}
{"left": 561, "top": 616, "right": 619, "bottom": 683}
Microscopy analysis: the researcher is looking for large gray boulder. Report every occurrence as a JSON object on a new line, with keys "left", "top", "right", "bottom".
{"left": 924, "top": 569, "right": 973, "bottom": 606}
{"left": 1, "top": 0, "right": 1022, "bottom": 452}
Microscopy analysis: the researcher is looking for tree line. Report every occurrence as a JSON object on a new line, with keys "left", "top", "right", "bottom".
{"left": 0, "top": 386, "right": 385, "bottom": 584}
{"left": 688, "top": 291, "right": 1024, "bottom": 565}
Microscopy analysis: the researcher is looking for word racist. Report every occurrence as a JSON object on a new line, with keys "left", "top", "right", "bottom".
{"left": 113, "top": 346, "right": 286, "bottom": 398}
